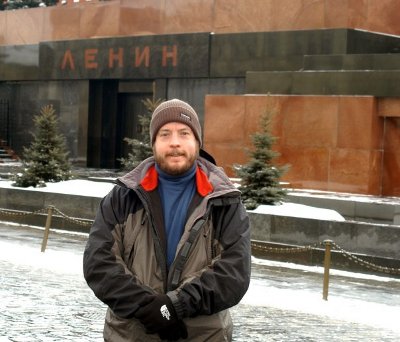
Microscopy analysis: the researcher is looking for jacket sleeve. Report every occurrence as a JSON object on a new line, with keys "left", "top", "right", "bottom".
{"left": 83, "top": 185, "right": 154, "bottom": 319}
{"left": 167, "top": 200, "right": 251, "bottom": 318}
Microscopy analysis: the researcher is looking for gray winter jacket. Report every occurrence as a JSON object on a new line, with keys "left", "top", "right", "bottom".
{"left": 83, "top": 156, "right": 251, "bottom": 341}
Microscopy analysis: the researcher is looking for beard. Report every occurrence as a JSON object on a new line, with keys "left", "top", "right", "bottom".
{"left": 154, "top": 148, "right": 199, "bottom": 175}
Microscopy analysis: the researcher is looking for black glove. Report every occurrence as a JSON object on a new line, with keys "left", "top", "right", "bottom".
{"left": 158, "top": 320, "right": 188, "bottom": 341}
{"left": 135, "top": 294, "right": 178, "bottom": 334}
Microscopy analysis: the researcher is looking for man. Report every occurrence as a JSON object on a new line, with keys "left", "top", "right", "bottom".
{"left": 83, "top": 99, "right": 251, "bottom": 341}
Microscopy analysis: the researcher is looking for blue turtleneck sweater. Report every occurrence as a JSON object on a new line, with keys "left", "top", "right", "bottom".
{"left": 156, "top": 164, "right": 197, "bottom": 268}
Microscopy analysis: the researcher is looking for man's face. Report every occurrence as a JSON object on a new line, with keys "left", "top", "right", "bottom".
{"left": 153, "top": 121, "right": 199, "bottom": 175}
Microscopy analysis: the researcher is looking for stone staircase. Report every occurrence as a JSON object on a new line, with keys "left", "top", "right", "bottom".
{"left": 0, "top": 139, "right": 19, "bottom": 163}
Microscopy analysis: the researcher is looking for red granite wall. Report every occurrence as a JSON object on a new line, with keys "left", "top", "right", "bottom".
{"left": 1, "top": 0, "right": 400, "bottom": 46}
{"left": 204, "top": 95, "right": 400, "bottom": 196}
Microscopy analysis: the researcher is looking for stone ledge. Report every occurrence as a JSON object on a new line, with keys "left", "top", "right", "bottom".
{"left": 246, "top": 70, "right": 400, "bottom": 96}
{"left": 285, "top": 192, "right": 400, "bottom": 224}
{"left": 249, "top": 212, "right": 400, "bottom": 260}
{"left": 0, "top": 187, "right": 101, "bottom": 220}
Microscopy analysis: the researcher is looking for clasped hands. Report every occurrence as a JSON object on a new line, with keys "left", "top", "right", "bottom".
{"left": 136, "top": 294, "right": 188, "bottom": 341}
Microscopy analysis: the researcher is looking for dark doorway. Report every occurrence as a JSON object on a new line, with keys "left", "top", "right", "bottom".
{"left": 87, "top": 80, "right": 119, "bottom": 168}
{"left": 87, "top": 80, "right": 154, "bottom": 169}
{"left": 116, "top": 93, "right": 152, "bottom": 166}
{"left": 0, "top": 99, "right": 10, "bottom": 146}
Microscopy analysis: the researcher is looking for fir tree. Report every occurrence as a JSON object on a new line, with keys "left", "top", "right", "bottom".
{"left": 235, "top": 104, "right": 289, "bottom": 210}
{"left": 119, "top": 98, "right": 164, "bottom": 170}
{"left": 13, "top": 104, "right": 71, "bottom": 187}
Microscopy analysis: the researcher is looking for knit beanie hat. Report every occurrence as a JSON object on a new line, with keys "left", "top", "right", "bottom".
{"left": 150, "top": 99, "right": 202, "bottom": 147}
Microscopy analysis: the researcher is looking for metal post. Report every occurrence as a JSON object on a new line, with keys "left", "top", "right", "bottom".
{"left": 322, "top": 240, "right": 332, "bottom": 300}
{"left": 6, "top": 101, "right": 10, "bottom": 147}
{"left": 41, "top": 206, "right": 54, "bottom": 253}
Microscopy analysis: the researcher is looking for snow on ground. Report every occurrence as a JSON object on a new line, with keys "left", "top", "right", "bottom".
{"left": 0, "top": 179, "right": 115, "bottom": 198}
{"left": 0, "top": 179, "right": 345, "bottom": 221}
{"left": 250, "top": 202, "right": 345, "bottom": 221}
{"left": 289, "top": 188, "right": 400, "bottom": 205}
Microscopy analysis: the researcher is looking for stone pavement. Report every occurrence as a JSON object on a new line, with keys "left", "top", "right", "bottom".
{"left": 1, "top": 222, "right": 400, "bottom": 341}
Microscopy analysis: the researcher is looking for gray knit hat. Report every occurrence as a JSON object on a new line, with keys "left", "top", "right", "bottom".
{"left": 150, "top": 99, "right": 202, "bottom": 146}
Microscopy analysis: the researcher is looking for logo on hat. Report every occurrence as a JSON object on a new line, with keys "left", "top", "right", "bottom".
{"left": 180, "top": 113, "right": 191, "bottom": 121}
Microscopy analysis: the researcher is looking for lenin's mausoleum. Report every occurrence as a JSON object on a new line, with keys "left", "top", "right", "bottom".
{"left": 1, "top": 0, "right": 400, "bottom": 196}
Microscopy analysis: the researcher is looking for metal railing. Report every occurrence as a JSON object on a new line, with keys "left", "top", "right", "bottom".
{"left": 251, "top": 240, "right": 400, "bottom": 276}
{"left": 252, "top": 239, "right": 400, "bottom": 300}
{"left": 2, "top": 205, "right": 400, "bottom": 300}
{"left": 0, "top": 206, "right": 92, "bottom": 252}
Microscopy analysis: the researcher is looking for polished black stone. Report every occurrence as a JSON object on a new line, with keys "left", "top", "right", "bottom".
{"left": 304, "top": 54, "right": 400, "bottom": 71}
{"left": 246, "top": 70, "right": 400, "bottom": 96}
{"left": 0, "top": 45, "right": 39, "bottom": 80}
{"left": 210, "top": 29, "right": 400, "bottom": 77}
{"left": 39, "top": 33, "right": 210, "bottom": 80}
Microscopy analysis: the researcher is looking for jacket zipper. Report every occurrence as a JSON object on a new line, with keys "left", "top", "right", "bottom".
{"left": 135, "top": 188, "right": 169, "bottom": 290}
{"left": 167, "top": 205, "right": 212, "bottom": 291}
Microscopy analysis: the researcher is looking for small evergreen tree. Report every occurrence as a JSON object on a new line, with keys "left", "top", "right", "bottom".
{"left": 13, "top": 104, "right": 71, "bottom": 187}
{"left": 235, "top": 104, "right": 288, "bottom": 210}
{"left": 119, "top": 98, "right": 164, "bottom": 170}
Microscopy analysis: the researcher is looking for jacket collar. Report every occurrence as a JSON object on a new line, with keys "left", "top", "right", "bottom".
{"left": 140, "top": 164, "right": 213, "bottom": 197}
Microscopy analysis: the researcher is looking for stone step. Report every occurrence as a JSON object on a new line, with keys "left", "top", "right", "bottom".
{"left": 0, "top": 139, "right": 19, "bottom": 161}
{"left": 303, "top": 53, "right": 400, "bottom": 71}
{"left": 210, "top": 28, "right": 400, "bottom": 77}
{"left": 246, "top": 70, "right": 400, "bottom": 96}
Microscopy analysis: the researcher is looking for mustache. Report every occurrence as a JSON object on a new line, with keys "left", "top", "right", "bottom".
{"left": 166, "top": 150, "right": 186, "bottom": 157}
